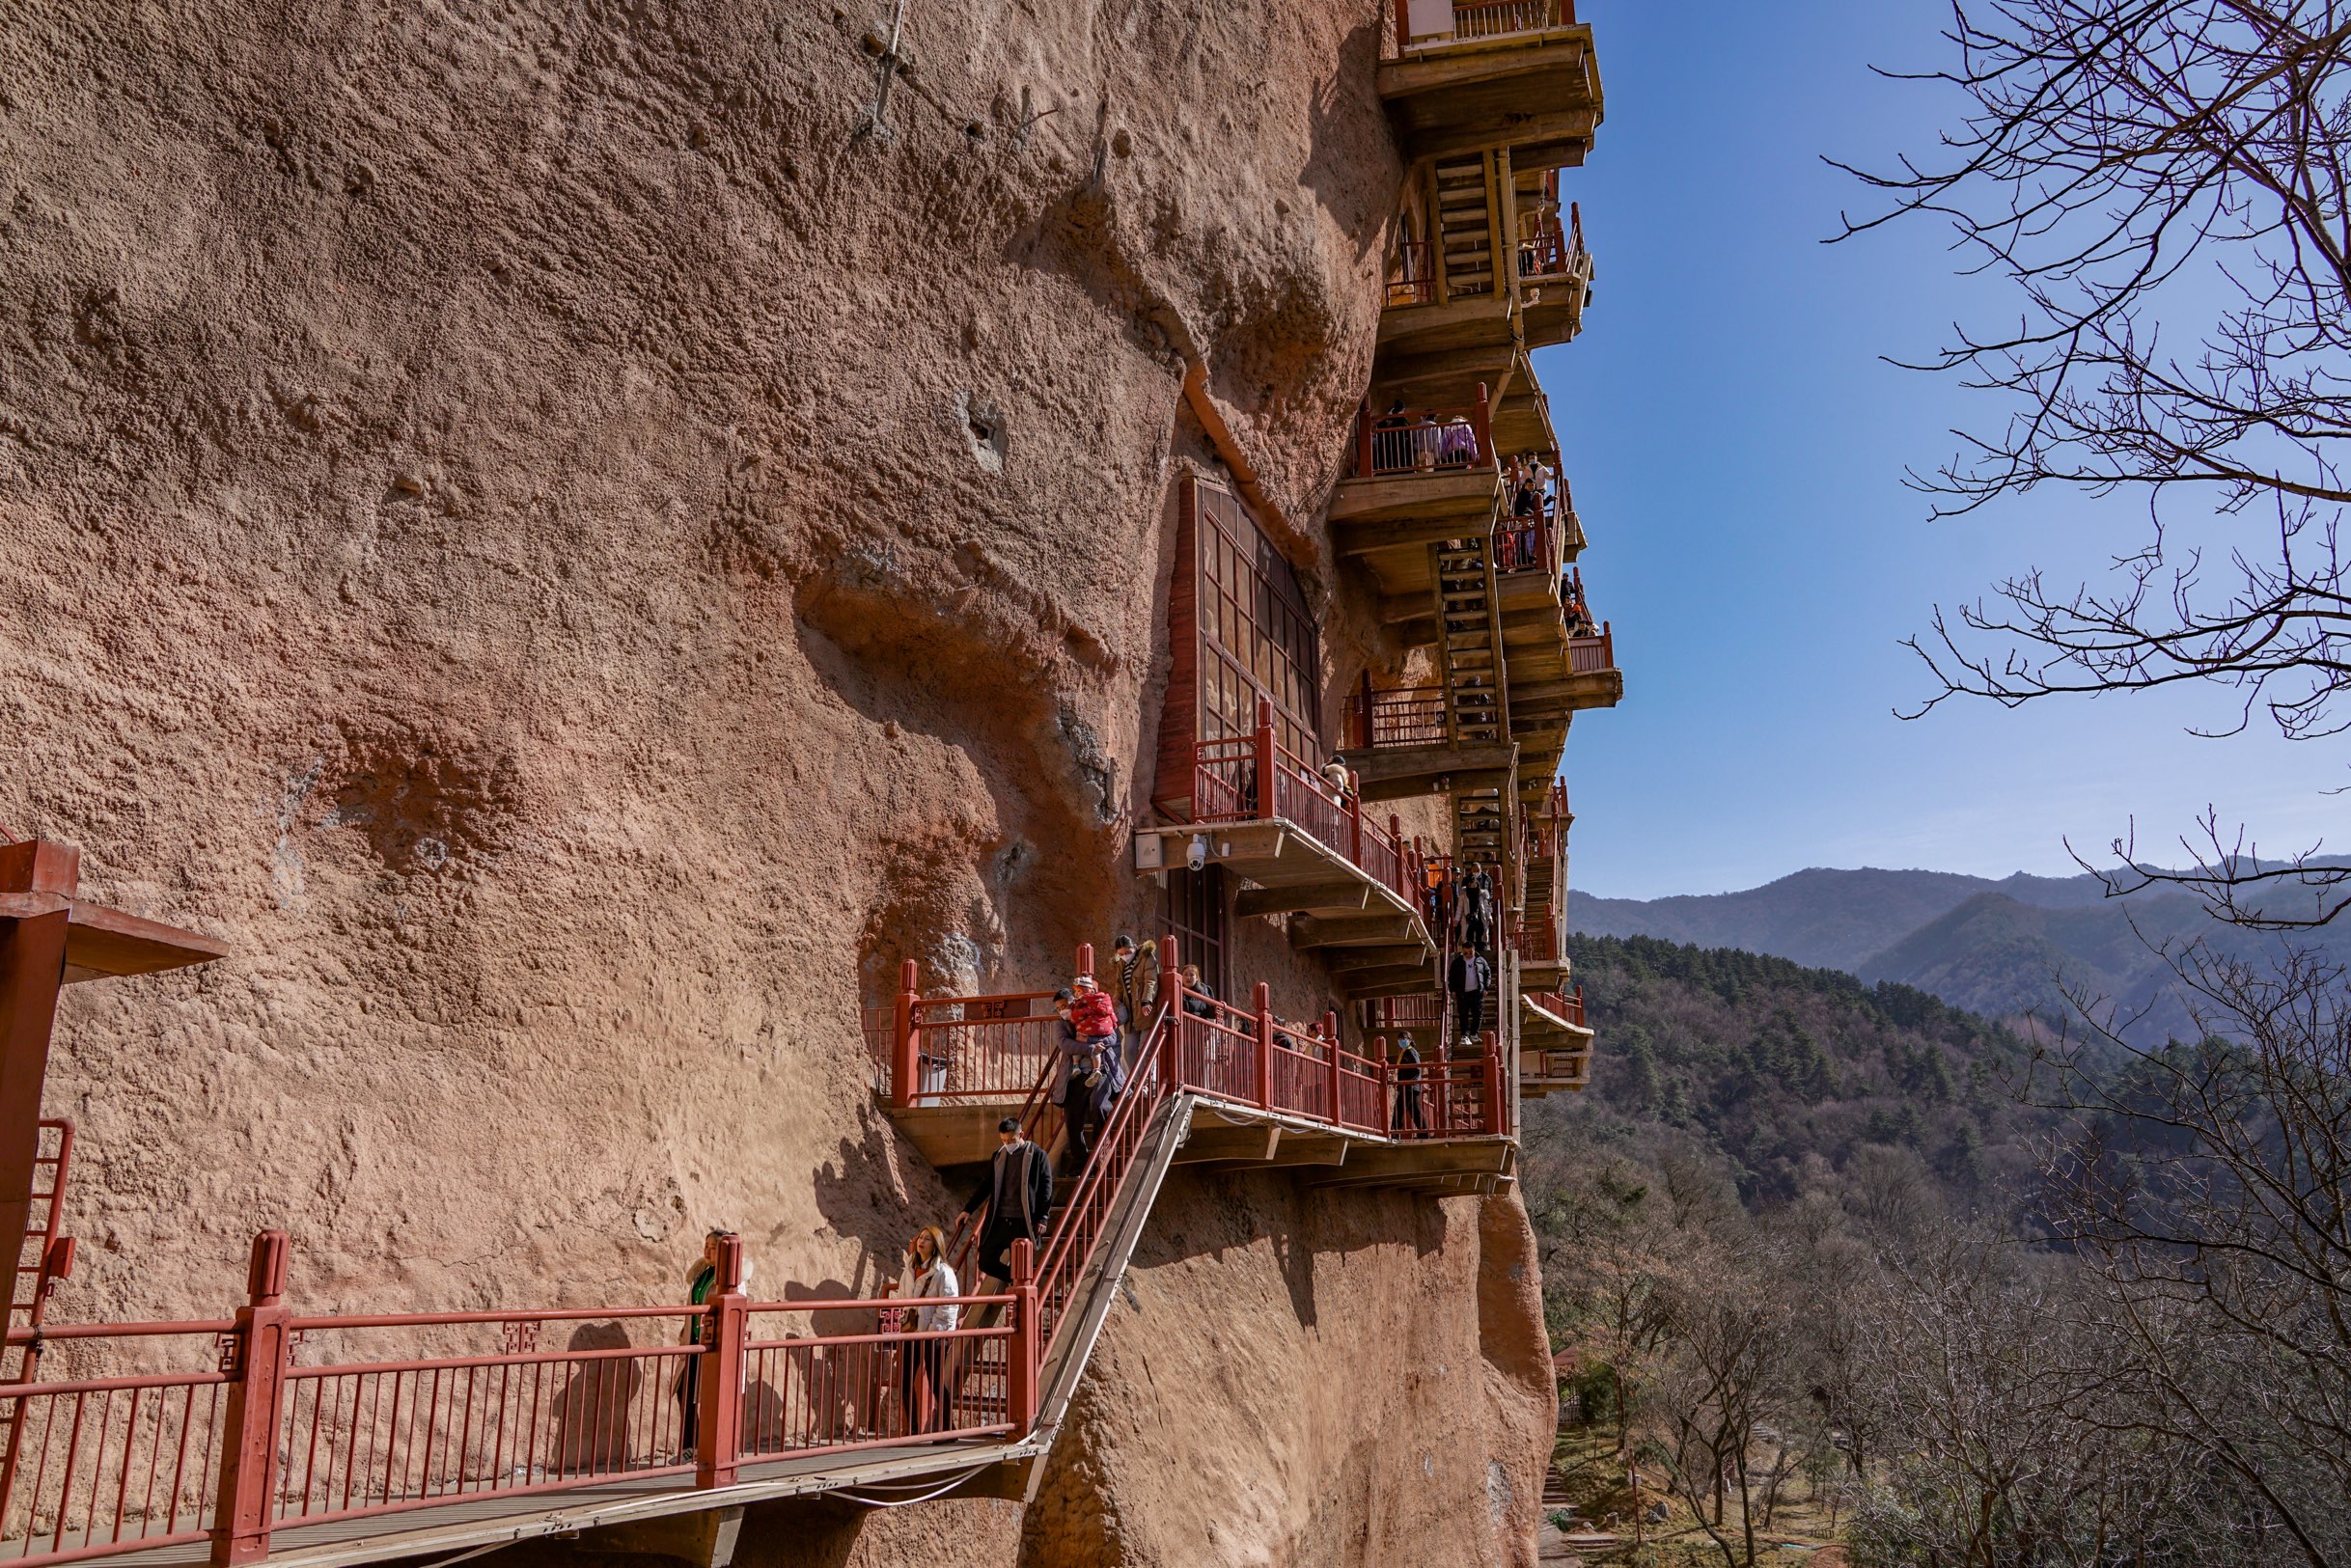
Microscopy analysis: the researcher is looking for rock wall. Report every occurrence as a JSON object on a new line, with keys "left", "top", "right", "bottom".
{"left": 0, "top": 0, "right": 1554, "bottom": 1561}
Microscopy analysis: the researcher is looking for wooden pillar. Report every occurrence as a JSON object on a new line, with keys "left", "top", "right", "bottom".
{"left": 1434, "top": 1037, "right": 1452, "bottom": 1135}
{"left": 1160, "top": 936, "right": 1184, "bottom": 1080}
{"left": 1480, "top": 1030, "right": 1504, "bottom": 1137}
{"left": 890, "top": 958, "right": 920, "bottom": 1109}
{"left": 1323, "top": 1009, "right": 1342, "bottom": 1125}
{"left": 1253, "top": 699, "right": 1277, "bottom": 822}
{"left": 1473, "top": 382, "right": 1492, "bottom": 467}
{"left": 1008, "top": 1239, "right": 1039, "bottom": 1433}
{"left": 1253, "top": 981, "right": 1274, "bottom": 1111}
{"left": 695, "top": 1233, "right": 748, "bottom": 1489}
{"left": 210, "top": 1231, "right": 291, "bottom": 1566}
{"left": 0, "top": 841, "right": 75, "bottom": 1323}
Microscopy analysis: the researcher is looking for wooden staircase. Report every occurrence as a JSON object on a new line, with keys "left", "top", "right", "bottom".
{"left": 1433, "top": 155, "right": 1497, "bottom": 299}
{"left": 1434, "top": 536, "right": 1513, "bottom": 872}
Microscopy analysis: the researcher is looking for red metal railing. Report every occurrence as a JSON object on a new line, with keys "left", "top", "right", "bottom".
{"left": 881, "top": 947, "right": 1120, "bottom": 1111}
{"left": 1354, "top": 387, "right": 1492, "bottom": 479}
{"left": 1528, "top": 985, "right": 1586, "bottom": 1029}
{"left": 0, "top": 1233, "right": 1033, "bottom": 1568}
{"left": 0, "top": 1321, "right": 230, "bottom": 1565}
{"left": 1189, "top": 701, "right": 1424, "bottom": 911}
{"left": 1345, "top": 685, "right": 1448, "bottom": 750}
{"left": 1387, "top": 239, "right": 1436, "bottom": 306}
{"left": 1521, "top": 911, "right": 1563, "bottom": 964}
{"left": 1568, "top": 622, "right": 1614, "bottom": 673}
{"left": 1518, "top": 201, "right": 1587, "bottom": 284}
{"left": 1395, "top": 0, "right": 1573, "bottom": 49}
{"left": 860, "top": 1006, "right": 893, "bottom": 1094}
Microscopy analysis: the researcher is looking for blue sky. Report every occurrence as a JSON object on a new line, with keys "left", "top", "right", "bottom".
{"left": 1547, "top": 0, "right": 2351, "bottom": 899}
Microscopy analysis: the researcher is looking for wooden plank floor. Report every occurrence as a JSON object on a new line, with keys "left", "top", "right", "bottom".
{"left": 33, "top": 1435, "right": 1037, "bottom": 1568}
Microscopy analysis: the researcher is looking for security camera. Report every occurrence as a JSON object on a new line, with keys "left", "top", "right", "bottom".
{"left": 1187, "top": 834, "right": 1208, "bottom": 872}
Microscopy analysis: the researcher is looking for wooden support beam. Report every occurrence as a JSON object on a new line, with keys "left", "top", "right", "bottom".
{"left": 1191, "top": 1137, "right": 1351, "bottom": 1173}
{"left": 1175, "top": 1125, "right": 1283, "bottom": 1165}
{"left": 1323, "top": 945, "right": 1434, "bottom": 973}
{"left": 1289, "top": 913, "right": 1420, "bottom": 949}
{"left": 1307, "top": 1141, "right": 1514, "bottom": 1188}
{"left": 1234, "top": 881, "right": 1371, "bottom": 919}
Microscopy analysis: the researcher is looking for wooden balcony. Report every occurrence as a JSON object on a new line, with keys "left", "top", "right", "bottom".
{"left": 1518, "top": 201, "right": 1594, "bottom": 350}
{"left": 1379, "top": 0, "right": 1603, "bottom": 168}
{"left": 1329, "top": 394, "right": 1505, "bottom": 602}
{"left": 1336, "top": 683, "right": 1519, "bottom": 803}
{"left": 1143, "top": 701, "right": 1439, "bottom": 997}
{"left": 1520, "top": 985, "right": 1592, "bottom": 1097}
{"left": 1518, "top": 901, "right": 1570, "bottom": 987}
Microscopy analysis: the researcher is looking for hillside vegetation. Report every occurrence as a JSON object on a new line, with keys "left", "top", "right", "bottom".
{"left": 1570, "top": 867, "right": 2351, "bottom": 1045}
{"left": 1527, "top": 933, "right": 2048, "bottom": 1207}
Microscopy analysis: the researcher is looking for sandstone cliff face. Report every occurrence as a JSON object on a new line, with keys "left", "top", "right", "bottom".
{"left": 0, "top": 0, "right": 1552, "bottom": 1561}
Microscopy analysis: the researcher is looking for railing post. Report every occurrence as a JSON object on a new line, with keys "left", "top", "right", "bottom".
{"left": 695, "top": 1233, "right": 747, "bottom": 1488}
{"left": 891, "top": 959, "right": 920, "bottom": 1109}
{"left": 1473, "top": 382, "right": 1492, "bottom": 467}
{"left": 1160, "top": 933, "right": 1184, "bottom": 1080}
{"left": 1375, "top": 1034, "right": 1392, "bottom": 1133}
{"left": 1076, "top": 942, "right": 1094, "bottom": 981}
{"left": 1008, "top": 1239, "right": 1039, "bottom": 1433}
{"left": 210, "top": 1231, "right": 291, "bottom": 1567}
{"left": 1434, "top": 1038, "right": 1452, "bottom": 1135}
{"left": 1346, "top": 772, "right": 1363, "bottom": 864}
{"left": 1481, "top": 1030, "right": 1505, "bottom": 1136}
{"left": 1254, "top": 980, "right": 1274, "bottom": 1110}
{"left": 1254, "top": 699, "right": 1277, "bottom": 823}
{"left": 1324, "top": 1010, "right": 1342, "bottom": 1124}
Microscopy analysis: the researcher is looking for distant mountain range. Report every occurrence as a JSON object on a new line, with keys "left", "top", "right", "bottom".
{"left": 1569, "top": 866, "right": 2351, "bottom": 1044}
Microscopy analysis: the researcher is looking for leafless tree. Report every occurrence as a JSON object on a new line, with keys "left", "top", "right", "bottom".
{"left": 2032, "top": 940, "right": 2351, "bottom": 1567}
{"left": 1840, "top": 1, "right": 2351, "bottom": 923}
{"left": 1843, "top": 1227, "right": 2234, "bottom": 1567}
{"left": 1646, "top": 1237, "right": 1792, "bottom": 1568}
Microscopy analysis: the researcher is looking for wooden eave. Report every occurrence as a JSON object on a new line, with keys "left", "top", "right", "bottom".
{"left": 1378, "top": 27, "right": 1604, "bottom": 166}
{"left": 1337, "top": 739, "right": 1518, "bottom": 802}
{"left": 1376, "top": 294, "right": 1517, "bottom": 358}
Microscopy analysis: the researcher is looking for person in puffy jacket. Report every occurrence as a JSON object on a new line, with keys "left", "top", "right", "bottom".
{"left": 1057, "top": 977, "right": 1122, "bottom": 1170}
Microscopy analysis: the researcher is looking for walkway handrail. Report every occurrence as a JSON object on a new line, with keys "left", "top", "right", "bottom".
{"left": 1344, "top": 684, "right": 1447, "bottom": 750}
{"left": 1189, "top": 700, "right": 1422, "bottom": 909}
{"left": 1353, "top": 386, "right": 1492, "bottom": 478}
{"left": 1567, "top": 621, "right": 1614, "bottom": 673}
{"left": 1393, "top": 0, "right": 1574, "bottom": 52}
{"left": 0, "top": 1231, "right": 1038, "bottom": 1568}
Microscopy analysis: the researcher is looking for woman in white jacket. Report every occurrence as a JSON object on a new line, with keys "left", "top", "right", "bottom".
{"left": 898, "top": 1225, "right": 959, "bottom": 1434}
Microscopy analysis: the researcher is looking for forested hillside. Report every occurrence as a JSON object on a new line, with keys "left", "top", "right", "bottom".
{"left": 1525, "top": 933, "right": 2049, "bottom": 1207}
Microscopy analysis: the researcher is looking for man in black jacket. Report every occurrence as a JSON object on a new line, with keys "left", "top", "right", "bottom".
{"left": 1450, "top": 949, "right": 1491, "bottom": 1046}
{"left": 962, "top": 1116, "right": 1053, "bottom": 1299}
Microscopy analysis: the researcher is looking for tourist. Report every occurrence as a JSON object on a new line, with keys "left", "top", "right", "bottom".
{"left": 1059, "top": 978, "right": 1120, "bottom": 1169}
{"left": 1450, "top": 948, "right": 1490, "bottom": 1046}
{"left": 1323, "top": 755, "right": 1350, "bottom": 795}
{"left": 676, "top": 1228, "right": 735, "bottom": 1457}
{"left": 961, "top": 1116, "right": 1052, "bottom": 1299}
{"left": 1108, "top": 934, "right": 1157, "bottom": 1050}
{"left": 1461, "top": 864, "right": 1494, "bottom": 951}
{"left": 896, "top": 1225, "right": 959, "bottom": 1435}
{"left": 1180, "top": 962, "right": 1216, "bottom": 1017}
{"left": 1394, "top": 1033, "right": 1425, "bottom": 1133}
